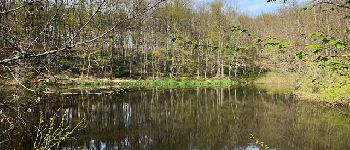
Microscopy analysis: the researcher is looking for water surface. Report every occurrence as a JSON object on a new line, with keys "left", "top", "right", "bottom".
{"left": 3, "top": 86, "right": 350, "bottom": 149}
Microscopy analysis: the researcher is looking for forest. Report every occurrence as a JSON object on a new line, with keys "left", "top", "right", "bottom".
{"left": 0, "top": 0, "right": 349, "bottom": 101}
{"left": 0, "top": 0, "right": 350, "bottom": 149}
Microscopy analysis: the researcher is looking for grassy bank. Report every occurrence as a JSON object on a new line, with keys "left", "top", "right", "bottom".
{"left": 66, "top": 78, "right": 235, "bottom": 88}
{"left": 254, "top": 72, "right": 297, "bottom": 93}
{"left": 255, "top": 72, "right": 350, "bottom": 106}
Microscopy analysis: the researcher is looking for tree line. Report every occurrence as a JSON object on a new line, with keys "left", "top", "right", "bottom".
{"left": 0, "top": 0, "right": 349, "bottom": 91}
{"left": 0, "top": 0, "right": 349, "bottom": 148}
{"left": 0, "top": 0, "right": 266, "bottom": 84}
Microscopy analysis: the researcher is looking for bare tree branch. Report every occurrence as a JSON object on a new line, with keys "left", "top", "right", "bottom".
{"left": 0, "top": 26, "right": 24, "bottom": 54}
{"left": 315, "top": 0, "right": 350, "bottom": 9}
{"left": 24, "top": 1, "right": 64, "bottom": 53}
{"left": 3, "top": 65, "right": 35, "bottom": 92}
{"left": 0, "top": 0, "right": 165, "bottom": 65}
{"left": 0, "top": 100, "right": 30, "bottom": 129}
{"left": 0, "top": 0, "right": 42, "bottom": 15}
{"left": 1, "top": 35, "right": 24, "bottom": 54}
{"left": 67, "top": 0, "right": 106, "bottom": 45}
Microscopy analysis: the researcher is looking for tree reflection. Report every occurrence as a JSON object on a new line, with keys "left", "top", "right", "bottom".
{"left": 3, "top": 87, "right": 350, "bottom": 149}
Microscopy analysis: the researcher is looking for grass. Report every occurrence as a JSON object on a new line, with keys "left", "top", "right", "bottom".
{"left": 75, "top": 79, "right": 235, "bottom": 88}
{"left": 254, "top": 72, "right": 296, "bottom": 93}
{"left": 78, "top": 81, "right": 115, "bottom": 87}
{"left": 320, "top": 80, "right": 350, "bottom": 103}
{"left": 255, "top": 71, "right": 350, "bottom": 106}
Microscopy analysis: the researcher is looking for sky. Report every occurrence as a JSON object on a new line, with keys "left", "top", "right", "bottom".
{"left": 195, "top": 0, "right": 310, "bottom": 17}
{"left": 234, "top": 0, "right": 310, "bottom": 16}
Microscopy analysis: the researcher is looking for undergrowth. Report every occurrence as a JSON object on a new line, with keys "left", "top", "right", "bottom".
{"left": 256, "top": 71, "right": 350, "bottom": 105}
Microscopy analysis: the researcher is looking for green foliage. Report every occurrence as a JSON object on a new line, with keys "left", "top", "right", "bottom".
{"left": 296, "top": 71, "right": 350, "bottom": 104}
{"left": 263, "top": 37, "right": 290, "bottom": 51}
{"left": 78, "top": 79, "right": 235, "bottom": 88}
{"left": 310, "top": 32, "right": 325, "bottom": 38}
{"left": 295, "top": 51, "right": 308, "bottom": 60}
{"left": 294, "top": 32, "right": 349, "bottom": 78}
{"left": 314, "top": 56, "right": 329, "bottom": 62}
{"left": 320, "top": 37, "right": 347, "bottom": 49}
{"left": 250, "top": 134, "right": 270, "bottom": 150}
{"left": 306, "top": 44, "right": 323, "bottom": 53}
{"left": 34, "top": 112, "right": 84, "bottom": 150}
{"left": 321, "top": 80, "right": 350, "bottom": 103}
{"left": 112, "top": 58, "right": 128, "bottom": 78}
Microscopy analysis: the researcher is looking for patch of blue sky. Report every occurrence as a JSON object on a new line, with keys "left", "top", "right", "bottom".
{"left": 193, "top": 0, "right": 310, "bottom": 16}
{"left": 235, "top": 0, "right": 310, "bottom": 16}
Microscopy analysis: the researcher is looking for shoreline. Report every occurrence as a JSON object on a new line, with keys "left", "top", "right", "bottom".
{"left": 64, "top": 78, "right": 235, "bottom": 87}
{"left": 254, "top": 72, "right": 350, "bottom": 108}
{"left": 2, "top": 75, "right": 349, "bottom": 108}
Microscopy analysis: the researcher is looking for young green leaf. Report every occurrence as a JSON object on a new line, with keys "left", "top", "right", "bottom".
{"left": 307, "top": 44, "right": 323, "bottom": 53}
{"left": 295, "top": 51, "right": 307, "bottom": 60}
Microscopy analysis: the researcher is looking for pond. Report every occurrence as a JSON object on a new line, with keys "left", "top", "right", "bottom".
{"left": 3, "top": 86, "right": 350, "bottom": 149}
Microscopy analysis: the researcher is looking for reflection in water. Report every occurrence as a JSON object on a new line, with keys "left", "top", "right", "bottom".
{"left": 122, "top": 103, "right": 132, "bottom": 128}
{"left": 5, "top": 86, "right": 350, "bottom": 149}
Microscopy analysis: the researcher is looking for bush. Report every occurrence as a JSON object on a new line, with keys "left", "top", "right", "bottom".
{"left": 321, "top": 78, "right": 350, "bottom": 103}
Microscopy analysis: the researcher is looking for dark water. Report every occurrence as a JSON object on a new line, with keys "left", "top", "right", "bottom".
{"left": 3, "top": 86, "right": 350, "bottom": 149}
